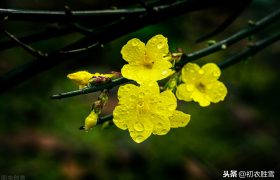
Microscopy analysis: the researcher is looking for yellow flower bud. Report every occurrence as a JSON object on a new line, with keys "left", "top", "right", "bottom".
{"left": 84, "top": 111, "right": 98, "bottom": 131}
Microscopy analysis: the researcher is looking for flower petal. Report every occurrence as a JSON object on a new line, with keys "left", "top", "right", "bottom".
{"left": 121, "top": 38, "right": 145, "bottom": 64}
{"left": 117, "top": 84, "right": 139, "bottom": 105}
{"left": 192, "top": 90, "right": 211, "bottom": 107}
{"left": 128, "top": 117, "right": 153, "bottom": 143}
{"left": 201, "top": 63, "right": 221, "bottom": 82}
{"left": 150, "top": 114, "right": 171, "bottom": 135}
{"left": 146, "top": 34, "right": 169, "bottom": 61}
{"left": 205, "top": 81, "right": 227, "bottom": 103}
{"left": 113, "top": 105, "right": 133, "bottom": 130}
{"left": 169, "top": 110, "right": 191, "bottom": 128}
{"left": 153, "top": 90, "right": 177, "bottom": 116}
{"left": 181, "top": 63, "right": 201, "bottom": 83}
{"left": 176, "top": 83, "right": 193, "bottom": 102}
{"left": 67, "top": 71, "right": 93, "bottom": 86}
{"left": 121, "top": 63, "right": 172, "bottom": 84}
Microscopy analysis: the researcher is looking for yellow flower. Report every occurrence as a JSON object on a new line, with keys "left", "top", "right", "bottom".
{"left": 121, "top": 34, "right": 174, "bottom": 84}
{"left": 84, "top": 110, "right": 98, "bottom": 131}
{"left": 67, "top": 71, "right": 114, "bottom": 89}
{"left": 113, "top": 82, "right": 191, "bottom": 143}
{"left": 176, "top": 63, "right": 227, "bottom": 107}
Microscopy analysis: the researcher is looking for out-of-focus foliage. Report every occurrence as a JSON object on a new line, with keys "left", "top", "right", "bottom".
{"left": 0, "top": 0, "right": 279, "bottom": 179}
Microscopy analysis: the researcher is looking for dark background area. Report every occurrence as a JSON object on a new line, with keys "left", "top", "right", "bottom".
{"left": 0, "top": 0, "right": 279, "bottom": 179}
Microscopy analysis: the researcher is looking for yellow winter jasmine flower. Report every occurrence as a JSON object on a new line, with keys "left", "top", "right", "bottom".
{"left": 176, "top": 63, "right": 227, "bottom": 107}
{"left": 67, "top": 71, "right": 114, "bottom": 89}
{"left": 113, "top": 82, "right": 191, "bottom": 143}
{"left": 121, "top": 34, "right": 174, "bottom": 84}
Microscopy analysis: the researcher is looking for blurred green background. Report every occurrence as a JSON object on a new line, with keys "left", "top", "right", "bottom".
{"left": 0, "top": 0, "right": 279, "bottom": 179}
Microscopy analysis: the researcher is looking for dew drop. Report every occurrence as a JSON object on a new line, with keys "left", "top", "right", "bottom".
{"left": 162, "top": 70, "right": 168, "bottom": 75}
{"left": 134, "top": 122, "right": 144, "bottom": 132}
{"left": 132, "top": 41, "right": 139, "bottom": 46}
{"left": 135, "top": 135, "right": 144, "bottom": 143}
{"left": 199, "top": 69, "right": 204, "bottom": 75}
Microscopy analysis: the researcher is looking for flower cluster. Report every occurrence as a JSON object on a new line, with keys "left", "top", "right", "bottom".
{"left": 67, "top": 34, "right": 227, "bottom": 143}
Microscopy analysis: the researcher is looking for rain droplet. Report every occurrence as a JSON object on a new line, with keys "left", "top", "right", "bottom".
{"left": 199, "top": 69, "right": 204, "bottom": 75}
{"left": 135, "top": 135, "right": 144, "bottom": 143}
{"left": 134, "top": 122, "right": 144, "bottom": 132}
{"left": 162, "top": 70, "right": 168, "bottom": 75}
{"left": 213, "top": 71, "right": 220, "bottom": 77}
{"left": 132, "top": 41, "right": 139, "bottom": 46}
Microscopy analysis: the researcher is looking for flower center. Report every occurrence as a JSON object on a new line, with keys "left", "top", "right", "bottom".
{"left": 136, "top": 100, "right": 150, "bottom": 115}
{"left": 143, "top": 54, "right": 154, "bottom": 69}
{"left": 196, "top": 82, "right": 206, "bottom": 93}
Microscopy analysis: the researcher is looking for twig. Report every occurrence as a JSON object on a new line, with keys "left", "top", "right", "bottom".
{"left": 175, "top": 8, "right": 280, "bottom": 70}
{"left": 0, "top": 26, "right": 73, "bottom": 51}
{"left": 219, "top": 32, "right": 280, "bottom": 69}
{"left": 51, "top": 77, "right": 131, "bottom": 99}
{"left": 3, "top": 30, "right": 48, "bottom": 58}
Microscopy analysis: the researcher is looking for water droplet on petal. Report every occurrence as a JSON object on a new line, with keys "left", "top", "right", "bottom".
{"left": 134, "top": 122, "right": 144, "bottom": 132}
{"left": 135, "top": 135, "right": 144, "bottom": 143}
{"left": 199, "top": 69, "right": 204, "bottom": 75}
{"left": 162, "top": 70, "right": 168, "bottom": 75}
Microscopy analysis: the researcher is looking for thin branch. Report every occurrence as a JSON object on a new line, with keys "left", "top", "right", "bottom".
{"left": 219, "top": 32, "right": 280, "bottom": 69}
{"left": 175, "top": 8, "right": 280, "bottom": 70}
{"left": 51, "top": 77, "right": 131, "bottom": 99}
{"left": 2, "top": 30, "right": 48, "bottom": 58}
{"left": 0, "top": 26, "right": 73, "bottom": 51}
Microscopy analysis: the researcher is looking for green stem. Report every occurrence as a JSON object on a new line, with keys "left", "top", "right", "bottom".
{"left": 175, "top": 8, "right": 280, "bottom": 70}
{"left": 97, "top": 114, "right": 113, "bottom": 125}
{"left": 51, "top": 77, "right": 130, "bottom": 99}
{"left": 219, "top": 32, "right": 280, "bottom": 69}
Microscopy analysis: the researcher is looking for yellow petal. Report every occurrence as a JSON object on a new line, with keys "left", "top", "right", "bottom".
{"left": 113, "top": 105, "right": 133, "bottom": 130}
{"left": 67, "top": 71, "right": 93, "bottom": 86}
{"left": 181, "top": 63, "right": 201, "bottom": 83}
{"left": 205, "top": 81, "right": 227, "bottom": 103}
{"left": 192, "top": 90, "right": 211, "bottom": 107}
{"left": 146, "top": 34, "right": 169, "bottom": 61}
{"left": 152, "top": 90, "right": 177, "bottom": 116}
{"left": 117, "top": 84, "right": 140, "bottom": 105}
{"left": 84, "top": 111, "right": 98, "bottom": 130}
{"left": 128, "top": 117, "right": 153, "bottom": 143}
{"left": 201, "top": 63, "right": 221, "bottom": 83}
{"left": 169, "top": 110, "right": 191, "bottom": 128}
{"left": 176, "top": 83, "right": 193, "bottom": 102}
{"left": 121, "top": 63, "right": 172, "bottom": 84}
{"left": 121, "top": 38, "right": 145, "bottom": 65}
{"left": 150, "top": 114, "right": 171, "bottom": 135}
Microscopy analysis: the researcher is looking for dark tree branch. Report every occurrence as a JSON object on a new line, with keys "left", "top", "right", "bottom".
{"left": 0, "top": 0, "right": 244, "bottom": 22}
{"left": 0, "top": 26, "right": 73, "bottom": 51}
{"left": 2, "top": 30, "right": 48, "bottom": 58}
